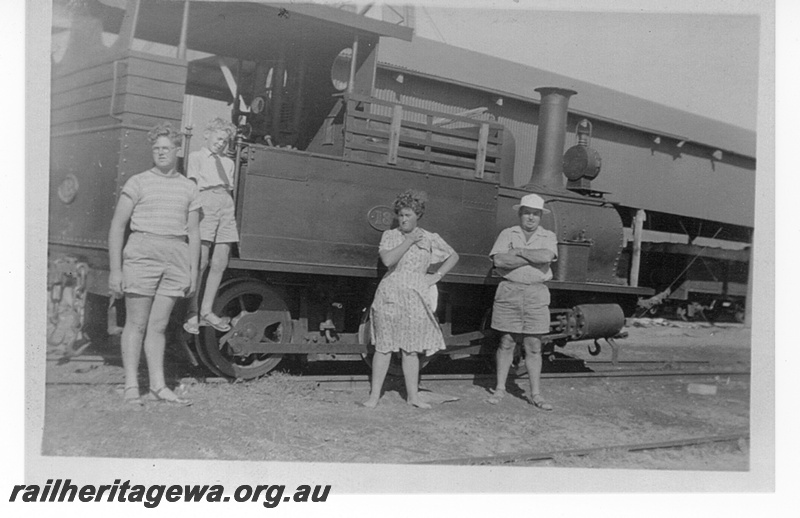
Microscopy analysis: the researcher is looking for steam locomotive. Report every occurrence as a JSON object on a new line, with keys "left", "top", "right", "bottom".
{"left": 48, "top": 0, "right": 653, "bottom": 378}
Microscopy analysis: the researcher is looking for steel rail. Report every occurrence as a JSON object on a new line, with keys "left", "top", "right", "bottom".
{"left": 300, "top": 370, "right": 749, "bottom": 385}
{"left": 44, "top": 369, "right": 750, "bottom": 388}
{"left": 418, "top": 432, "right": 750, "bottom": 466}
{"left": 562, "top": 359, "right": 709, "bottom": 364}
{"left": 44, "top": 354, "right": 720, "bottom": 369}
{"left": 44, "top": 362, "right": 749, "bottom": 387}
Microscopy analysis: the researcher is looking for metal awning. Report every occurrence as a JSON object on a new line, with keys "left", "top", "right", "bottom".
{"left": 97, "top": 0, "right": 413, "bottom": 46}
{"left": 91, "top": 1, "right": 412, "bottom": 65}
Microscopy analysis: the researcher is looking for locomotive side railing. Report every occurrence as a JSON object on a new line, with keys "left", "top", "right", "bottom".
{"left": 341, "top": 93, "right": 505, "bottom": 181}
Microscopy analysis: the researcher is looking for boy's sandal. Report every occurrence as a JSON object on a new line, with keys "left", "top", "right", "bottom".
{"left": 123, "top": 386, "right": 144, "bottom": 407}
{"left": 199, "top": 313, "right": 231, "bottom": 332}
{"left": 182, "top": 320, "right": 200, "bottom": 335}
{"left": 529, "top": 394, "right": 553, "bottom": 411}
{"left": 149, "top": 386, "right": 193, "bottom": 407}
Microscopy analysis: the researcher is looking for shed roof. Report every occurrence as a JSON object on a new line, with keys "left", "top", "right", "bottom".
{"left": 377, "top": 37, "right": 755, "bottom": 158}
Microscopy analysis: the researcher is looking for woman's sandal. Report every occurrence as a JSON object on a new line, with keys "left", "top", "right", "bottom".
{"left": 123, "top": 386, "right": 144, "bottom": 407}
{"left": 199, "top": 313, "right": 231, "bottom": 332}
{"left": 149, "top": 386, "right": 193, "bottom": 407}
{"left": 486, "top": 389, "right": 506, "bottom": 405}
{"left": 529, "top": 394, "right": 553, "bottom": 411}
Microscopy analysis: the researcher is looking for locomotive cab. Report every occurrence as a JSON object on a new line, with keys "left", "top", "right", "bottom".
{"left": 183, "top": 10, "right": 392, "bottom": 152}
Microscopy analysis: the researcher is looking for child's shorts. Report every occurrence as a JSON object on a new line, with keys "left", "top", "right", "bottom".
{"left": 122, "top": 232, "right": 191, "bottom": 298}
{"left": 198, "top": 188, "right": 239, "bottom": 243}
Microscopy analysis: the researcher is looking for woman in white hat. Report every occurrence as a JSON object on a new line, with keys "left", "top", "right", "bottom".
{"left": 363, "top": 190, "right": 459, "bottom": 409}
{"left": 487, "top": 193, "right": 558, "bottom": 410}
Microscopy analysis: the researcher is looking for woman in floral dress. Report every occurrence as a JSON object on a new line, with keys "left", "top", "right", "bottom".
{"left": 363, "top": 190, "right": 459, "bottom": 408}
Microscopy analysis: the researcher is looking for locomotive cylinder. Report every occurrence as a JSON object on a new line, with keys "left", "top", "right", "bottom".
{"left": 527, "top": 87, "right": 577, "bottom": 190}
{"left": 571, "top": 304, "right": 625, "bottom": 340}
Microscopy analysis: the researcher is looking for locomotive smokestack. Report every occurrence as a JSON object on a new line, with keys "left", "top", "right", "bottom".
{"left": 527, "top": 87, "right": 577, "bottom": 189}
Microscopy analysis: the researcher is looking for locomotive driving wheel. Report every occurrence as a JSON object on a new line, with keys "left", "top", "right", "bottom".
{"left": 359, "top": 308, "right": 432, "bottom": 377}
{"left": 197, "top": 280, "right": 291, "bottom": 380}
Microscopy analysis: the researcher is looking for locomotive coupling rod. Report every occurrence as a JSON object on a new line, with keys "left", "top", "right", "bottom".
{"left": 232, "top": 342, "right": 370, "bottom": 354}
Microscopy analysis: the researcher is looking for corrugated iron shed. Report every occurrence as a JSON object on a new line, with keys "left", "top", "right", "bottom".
{"left": 377, "top": 37, "right": 755, "bottom": 158}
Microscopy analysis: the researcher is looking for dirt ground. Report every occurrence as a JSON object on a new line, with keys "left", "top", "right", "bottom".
{"left": 41, "top": 320, "right": 751, "bottom": 470}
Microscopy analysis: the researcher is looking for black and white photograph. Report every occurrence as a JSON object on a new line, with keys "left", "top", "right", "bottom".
{"left": 9, "top": 0, "right": 790, "bottom": 513}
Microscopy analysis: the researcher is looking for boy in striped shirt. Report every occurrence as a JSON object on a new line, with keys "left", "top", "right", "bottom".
{"left": 109, "top": 122, "right": 200, "bottom": 406}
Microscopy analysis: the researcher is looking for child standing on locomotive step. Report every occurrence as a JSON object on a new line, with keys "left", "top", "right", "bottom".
{"left": 108, "top": 122, "right": 201, "bottom": 406}
{"left": 183, "top": 118, "right": 239, "bottom": 334}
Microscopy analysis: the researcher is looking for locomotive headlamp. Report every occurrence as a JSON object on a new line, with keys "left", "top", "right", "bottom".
{"left": 563, "top": 119, "right": 601, "bottom": 181}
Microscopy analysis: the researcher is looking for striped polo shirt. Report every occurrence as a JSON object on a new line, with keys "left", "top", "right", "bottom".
{"left": 121, "top": 169, "right": 201, "bottom": 237}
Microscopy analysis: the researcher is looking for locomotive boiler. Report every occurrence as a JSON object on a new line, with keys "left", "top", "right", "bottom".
{"left": 48, "top": 0, "right": 653, "bottom": 379}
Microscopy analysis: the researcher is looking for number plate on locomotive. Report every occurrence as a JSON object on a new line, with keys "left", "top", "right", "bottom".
{"left": 367, "top": 206, "right": 395, "bottom": 231}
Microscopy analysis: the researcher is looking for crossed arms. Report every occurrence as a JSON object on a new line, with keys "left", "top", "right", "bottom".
{"left": 492, "top": 247, "right": 556, "bottom": 270}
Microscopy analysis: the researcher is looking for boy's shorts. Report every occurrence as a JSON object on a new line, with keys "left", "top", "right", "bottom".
{"left": 198, "top": 188, "right": 239, "bottom": 243}
{"left": 491, "top": 280, "right": 551, "bottom": 335}
{"left": 123, "top": 232, "right": 191, "bottom": 297}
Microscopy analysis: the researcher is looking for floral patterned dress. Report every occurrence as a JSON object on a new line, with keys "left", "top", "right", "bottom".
{"left": 370, "top": 228, "right": 455, "bottom": 355}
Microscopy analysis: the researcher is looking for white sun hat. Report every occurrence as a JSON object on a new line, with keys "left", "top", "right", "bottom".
{"left": 512, "top": 193, "right": 551, "bottom": 214}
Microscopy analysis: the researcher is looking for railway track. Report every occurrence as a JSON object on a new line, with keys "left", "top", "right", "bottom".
{"left": 418, "top": 432, "right": 750, "bottom": 466}
{"left": 296, "top": 369, "right": 749, "bottom": 387}
{"left": 45, "top": 353, "right": 750, "bottom": 387}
